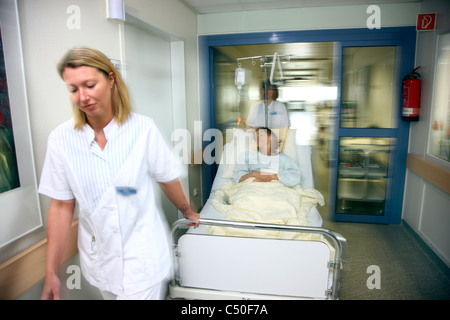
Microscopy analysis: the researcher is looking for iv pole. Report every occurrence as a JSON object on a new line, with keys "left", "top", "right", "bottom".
{"left": 263, "top": 57, "right": 269, "bottom": 127}
{"left": 235, "top": 53, "right": 288, "bottom": 127}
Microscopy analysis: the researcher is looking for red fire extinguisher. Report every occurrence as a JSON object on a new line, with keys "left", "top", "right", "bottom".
{"left": 402, "top": 66, "right": 421, "bottom": 121}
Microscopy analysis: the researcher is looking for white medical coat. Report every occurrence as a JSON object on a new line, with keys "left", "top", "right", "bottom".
{"left": 246, "top": 100, "right": 290, "bottom": 128}
{"left": 39, "top": 113, "right": 180, "bottom": 295}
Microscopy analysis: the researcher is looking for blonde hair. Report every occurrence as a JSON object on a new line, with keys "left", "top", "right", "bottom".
{"left": 57, "top": 47, "right": 131, "bottom": 129}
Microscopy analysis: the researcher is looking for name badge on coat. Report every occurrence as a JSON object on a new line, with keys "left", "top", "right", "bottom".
{"left": 116, "top": 186, "right": 137, "bottom": 196}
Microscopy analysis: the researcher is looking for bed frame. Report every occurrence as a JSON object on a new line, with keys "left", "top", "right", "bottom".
{"left": 169, "top": 218, "right": 346, "bottom": 300}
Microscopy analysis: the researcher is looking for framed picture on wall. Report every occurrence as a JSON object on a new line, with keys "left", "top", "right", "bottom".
{"left": 0, "top": 27, "right": 21, "bottom": 194}
{"left": 0, "top": 0, "right": 42, "bottom": 248}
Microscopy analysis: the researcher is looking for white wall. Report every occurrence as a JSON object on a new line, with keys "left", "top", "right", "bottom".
{"left": 402, "top": 0, "right": 450, "bottom": 267}
{"left": 197, "top": 3, "right": 420, "bottom": 34}
{"left": 124, "top": 0, "right": 199, "bottom": 130}
{"left": 124, "top": 0, "right": 203, "bottom": 210}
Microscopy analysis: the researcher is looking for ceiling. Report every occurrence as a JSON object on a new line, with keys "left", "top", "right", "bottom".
{"left": 181, "top": 0, "right": 421, "bottom": 14}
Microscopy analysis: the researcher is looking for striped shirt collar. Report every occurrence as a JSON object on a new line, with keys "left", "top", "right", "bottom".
{"left": 82, "top": 118, "right": 118, "bottom": 144}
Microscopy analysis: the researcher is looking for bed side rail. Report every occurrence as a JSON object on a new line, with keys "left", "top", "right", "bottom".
{"left": 171, "top": 218, "right": 346, "bottom": 300}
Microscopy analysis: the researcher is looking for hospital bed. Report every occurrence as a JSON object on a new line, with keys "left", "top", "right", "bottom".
{"left": 169, "top": 129, "right": 346, "bottom": 300}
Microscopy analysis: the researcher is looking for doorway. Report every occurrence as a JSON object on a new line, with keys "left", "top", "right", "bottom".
{"left": 202, "top": 27, "right": 416, "bottom": 224}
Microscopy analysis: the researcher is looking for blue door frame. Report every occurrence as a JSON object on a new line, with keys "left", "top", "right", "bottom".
{"left": 199, "top": 27, "right": 416, "bottom": 224}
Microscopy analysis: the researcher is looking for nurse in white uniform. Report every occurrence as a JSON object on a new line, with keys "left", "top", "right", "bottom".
{"left": 246, "top": 82, "right": 290, "bottom": 129}
{"left": 39, "top": 47, "right": 199, "bottom": 300}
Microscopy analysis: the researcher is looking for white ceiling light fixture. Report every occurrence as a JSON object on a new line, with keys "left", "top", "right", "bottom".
{"left": 106, "top": 0, "right": 125, "bottom": 22}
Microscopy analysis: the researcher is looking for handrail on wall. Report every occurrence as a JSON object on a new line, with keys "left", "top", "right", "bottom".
{"left": 406, "top": 153, "right": 450, "bottom": 194}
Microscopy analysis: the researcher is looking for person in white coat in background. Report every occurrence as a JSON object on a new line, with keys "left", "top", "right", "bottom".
{"left": 39, "top": 47, "right": 199, "bottom": 300}
{"left": 246, "top": 82, "right": 290, "bottom": 129}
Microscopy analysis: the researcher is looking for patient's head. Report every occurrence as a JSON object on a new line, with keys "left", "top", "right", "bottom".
{"left": 256, "top": 127, "right": 279, "bottom": 155}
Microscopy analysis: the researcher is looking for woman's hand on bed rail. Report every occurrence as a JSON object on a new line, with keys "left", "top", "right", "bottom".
{"left": 158, "top": 179, "right": 200, "bottom": 227}
{"left": 183, "top": 207, "right": 200, "bottom": 228}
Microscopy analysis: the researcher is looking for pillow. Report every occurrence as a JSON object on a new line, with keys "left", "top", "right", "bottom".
{"left": 275, "top": 127, "right": 298, "bottom": 163}
{"left": 280, "top": 129, "right": 314, "bottom": 188}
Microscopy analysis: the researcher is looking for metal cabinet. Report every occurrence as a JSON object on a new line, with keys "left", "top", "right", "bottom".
{"left": 336, "top": 138, "right": 391, "bottom": 216}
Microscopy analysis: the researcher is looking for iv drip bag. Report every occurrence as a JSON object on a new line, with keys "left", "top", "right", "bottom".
{"left": 235, "top": 67, "right": 245, "bottom": 90}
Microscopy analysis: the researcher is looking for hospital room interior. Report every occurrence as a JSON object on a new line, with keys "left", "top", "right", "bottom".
{"left": 0, "top": 0, "right": 449, "bottom": 300}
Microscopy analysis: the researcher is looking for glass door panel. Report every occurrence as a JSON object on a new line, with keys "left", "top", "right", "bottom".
{"left": 335, "top": 44, "right": 402, "bottom": 223}
{"left": 341, "top": 46, "right": 397, "bottom": 129}
{"left": 336, "top": 137, "right": 393, "bottom": 216}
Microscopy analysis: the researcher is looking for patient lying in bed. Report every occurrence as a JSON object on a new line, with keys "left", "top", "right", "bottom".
{"left": 232, "top": 127, "right": 301, "bottom": 187}
{"left": 209, "top": 127, "right": 324, "bottom": 240}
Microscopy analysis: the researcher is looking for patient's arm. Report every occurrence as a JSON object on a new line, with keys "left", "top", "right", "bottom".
{"left": 277, "top": 154, "right": 301, "bottom": 187}
{"left": 239, "top": 171, "right": 278, "bottom": 183}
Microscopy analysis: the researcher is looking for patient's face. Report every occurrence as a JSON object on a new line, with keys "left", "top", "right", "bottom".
{"left": 257, "top": 130, "right": 271, "bottom": 155}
